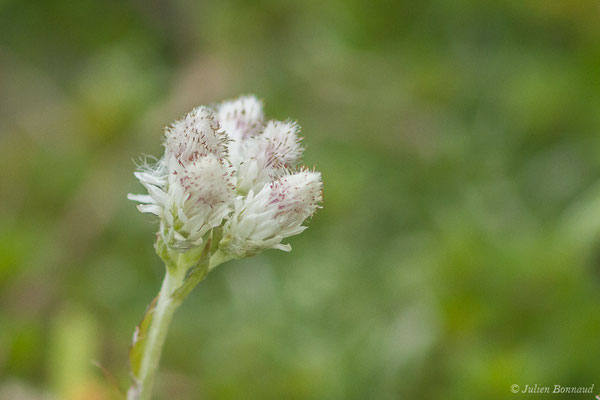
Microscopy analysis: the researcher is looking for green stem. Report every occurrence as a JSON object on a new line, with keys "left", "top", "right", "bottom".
{"left": 209, "top": 249, "right": 232, "bottom": 271}
{"left": 128, "top": 267, "right": 185, "bottom": 400}
{"left": 127, "top": 246, "right": 231, "bottom": 400}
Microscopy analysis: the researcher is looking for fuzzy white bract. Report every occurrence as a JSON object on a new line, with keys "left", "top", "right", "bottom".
{"left": 221, "top": 170, "right": 322, "bottom": 257}
{"left": 129, "top": 96, "right": 322, "bottom": 258}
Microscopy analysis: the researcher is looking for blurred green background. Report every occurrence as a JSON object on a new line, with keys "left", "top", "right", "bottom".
{"left": 2, "top": 1, "right": 600, "bottom": 399}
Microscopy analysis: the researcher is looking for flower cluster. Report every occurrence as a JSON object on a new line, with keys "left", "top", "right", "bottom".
{"left": 128, "top": 95, "right": 322, "bottom": 259}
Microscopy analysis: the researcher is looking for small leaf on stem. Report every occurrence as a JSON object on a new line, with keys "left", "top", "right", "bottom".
{"left": 129, "top": 296, "right": 158, "bottom": 380}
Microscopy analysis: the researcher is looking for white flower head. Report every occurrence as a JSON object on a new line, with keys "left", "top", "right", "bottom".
{"left": 165, "top": 106, "right": 227, "bottom": 162}
{"left": 220, "top": 169, "right": 323, "bottom": 258}
{"left": 129, "top": 95, "right": 322, "bottom": 260}
{"left": 231, "top": 120, "right": 303, "bottom": 194}
{"left": 129, "top": 106, "right": 233, "bottom": 251}
{"left": 165, "top": 154, "right": 234, "bottom": 249}
{"left": 217, "top": 95, "right": 264, "bottom": 141}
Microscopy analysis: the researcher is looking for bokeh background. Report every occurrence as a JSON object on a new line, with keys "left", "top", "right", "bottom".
{"left": 2, "top": 1, "right": 600, "bottom": 399}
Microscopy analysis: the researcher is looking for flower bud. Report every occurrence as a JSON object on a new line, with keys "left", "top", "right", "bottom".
{"left": 220, "top": 170, "right": 323, "bottom": 258}
{"left": 165, "top": 106, "right": 227, "bottom": 163}
{"left": 231, "top": 120, "right": 303, "bottom": 194}
{"left": 217, "top": 95, "right": 264, "bottom": 141}
{"left": 165, "top": 154, "right": 235, "bottom": 250}
{"left": 129, "top": 107, "right": 233, "bottom": 251}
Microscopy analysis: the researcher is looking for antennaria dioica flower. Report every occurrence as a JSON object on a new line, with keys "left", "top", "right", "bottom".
{"left": 126, "top": 96, "right": 323, "bottom": 400}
